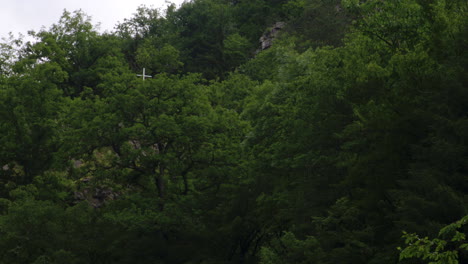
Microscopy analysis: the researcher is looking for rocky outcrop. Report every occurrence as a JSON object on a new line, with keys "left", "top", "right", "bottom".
{"left": 74, "top": 187, "right": 120, "bottom": 208}
{"left": 259, "top": 22, "right": 286, "bottom": 50}
{"left": 74, "top": 177, "right": 120, "bottom": 208}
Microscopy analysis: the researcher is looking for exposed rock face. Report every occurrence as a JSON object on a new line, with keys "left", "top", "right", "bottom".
{"left": 259, "top": 22, "right": 286, "bottom": 50}
{"left": 74, "top": 178, "right": 119, "bottom": 208}
{"left": 72, "top": 159, "right": 83, "bottom": 168}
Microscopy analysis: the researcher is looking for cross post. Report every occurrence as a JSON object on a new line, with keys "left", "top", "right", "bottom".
{"left": 137, "top": 68, "right": 152, "bottom": 80}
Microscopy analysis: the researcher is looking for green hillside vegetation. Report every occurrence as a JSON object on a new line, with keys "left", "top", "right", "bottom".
{"left": 0, "top": 0, "right": 467, "bottom": 263}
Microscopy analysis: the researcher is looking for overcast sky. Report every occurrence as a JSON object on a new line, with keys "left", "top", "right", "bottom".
{"left": 0, "top": 0, "right": 186, "bottom": 40}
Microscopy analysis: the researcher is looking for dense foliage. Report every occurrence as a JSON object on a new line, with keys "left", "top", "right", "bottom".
{"left": 0, "top": 0, "right": 467, "bottom": 263}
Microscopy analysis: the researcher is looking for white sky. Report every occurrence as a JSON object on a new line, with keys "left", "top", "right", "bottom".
{"left": 0, "top": 0, "right": 186, "bottom": 40}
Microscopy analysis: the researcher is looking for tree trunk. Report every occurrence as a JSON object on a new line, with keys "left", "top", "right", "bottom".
{"left": 156, "top": 164, "right": 165, "bottom": 199}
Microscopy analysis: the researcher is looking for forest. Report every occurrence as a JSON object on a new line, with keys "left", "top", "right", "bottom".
{"left": 0, "top": 0, "right": 467, "bottom": 263}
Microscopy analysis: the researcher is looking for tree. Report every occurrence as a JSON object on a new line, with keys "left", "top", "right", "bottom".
{"left": 399, "top": 215, "right": 468, "bottom": 264}
{"left": 0, "top": 61, "right": 65, "bottom": 185}
{"left": 25, "top": 10, "right": 123, "bottom": 97}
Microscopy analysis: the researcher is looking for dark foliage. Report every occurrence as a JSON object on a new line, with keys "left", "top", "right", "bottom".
{"left": 0, "top": 0, "right": 466, "bottom": 263}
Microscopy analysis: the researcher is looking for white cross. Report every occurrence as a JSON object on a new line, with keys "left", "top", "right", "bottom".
{"left": 137, "top": 68, "right": 152, "bottom": 80}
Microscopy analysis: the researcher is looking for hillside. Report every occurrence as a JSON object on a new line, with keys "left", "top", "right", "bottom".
{"left": 0, "top": 0, "right": 467, "bottom": 263}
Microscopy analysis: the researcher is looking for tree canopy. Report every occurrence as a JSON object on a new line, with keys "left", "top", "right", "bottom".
{"left": 0, "top": 0, "right": 467, "bottom": 263}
